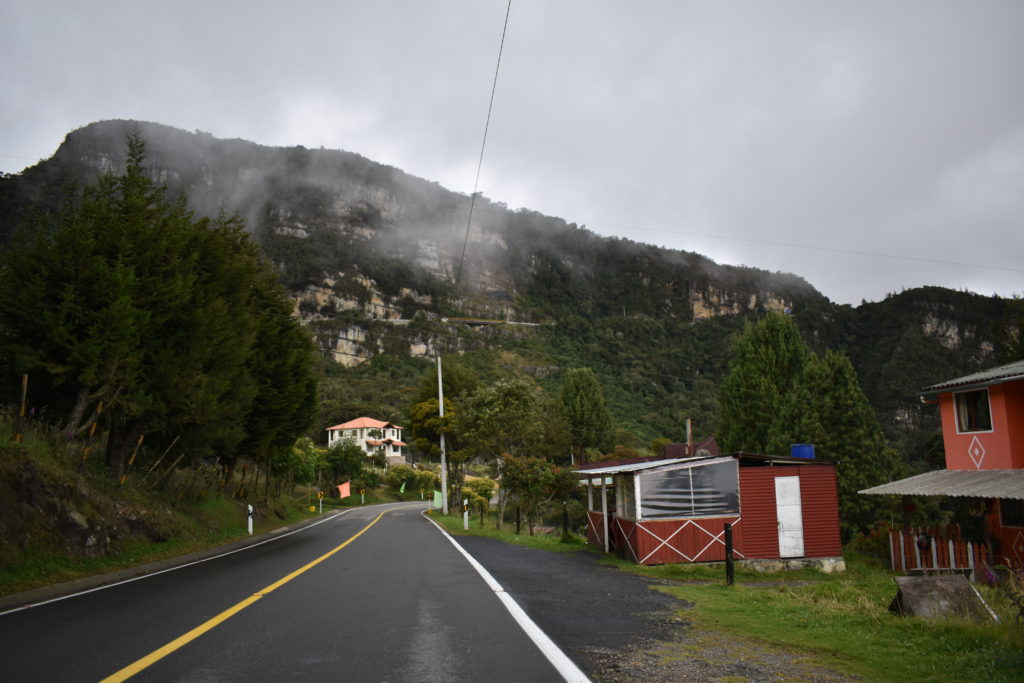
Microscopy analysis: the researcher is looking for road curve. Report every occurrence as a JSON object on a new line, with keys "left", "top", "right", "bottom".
{"left": 0, "top": 503, "right": 581, "bottom": 682}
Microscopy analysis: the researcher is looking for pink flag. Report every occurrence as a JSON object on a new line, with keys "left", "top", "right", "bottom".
{"left": 337, "top": 481, "right": 351, "bottom": 498}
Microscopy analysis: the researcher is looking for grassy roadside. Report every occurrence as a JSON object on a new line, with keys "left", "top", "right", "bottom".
{"left": 427, "top": 507, "right": 588, "bottom": 553}
{"left": 0, "top": 489, "right": 431, "bottom": 598}
{"left": 0, "top": 429, "right": 421, "bottom": 599}
{"left": 0, "top": 493, "right": 322, "bottom": 597}
{"left": 434, "top": 511, "right": 1024, "bottom": 682}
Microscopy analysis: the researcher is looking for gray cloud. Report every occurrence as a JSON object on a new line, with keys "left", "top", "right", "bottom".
{"left": 2, "top": 0, "right": 1021, "bottom": 304}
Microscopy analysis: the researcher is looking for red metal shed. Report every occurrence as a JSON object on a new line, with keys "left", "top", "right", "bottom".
{"left": 578, "top": 452, "right": 842, "bottom": 566}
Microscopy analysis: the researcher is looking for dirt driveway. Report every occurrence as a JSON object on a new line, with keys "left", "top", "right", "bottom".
{"left": 456, "top": 536, "right": 858, "bottom": 682}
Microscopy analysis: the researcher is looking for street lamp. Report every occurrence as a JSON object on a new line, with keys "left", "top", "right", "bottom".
{"left": 437, "top": 355, "right": 448, "bottom": 515}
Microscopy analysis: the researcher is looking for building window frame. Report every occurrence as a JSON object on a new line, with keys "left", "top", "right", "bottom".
{"left": 1000, "top": 499, "right": 1024, "bottom": 528}
{"left": 953, "top": 388, "right": 993, "bottom": 434}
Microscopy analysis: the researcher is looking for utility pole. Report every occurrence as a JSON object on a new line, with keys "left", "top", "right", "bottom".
{"left": 686, "top": 417, "right": 693, "bottom": 455}
{"left": 437, "top": 356, "right": 449, "bottom": 515}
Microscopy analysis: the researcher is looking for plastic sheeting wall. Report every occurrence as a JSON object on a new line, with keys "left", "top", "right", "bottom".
{"left": 638, "top": 460, "right": 739, "bottom": 519}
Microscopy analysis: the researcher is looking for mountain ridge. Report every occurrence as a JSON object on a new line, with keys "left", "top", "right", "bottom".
{"left": 1, "top": 119, "right": 1018, "bottom": 457}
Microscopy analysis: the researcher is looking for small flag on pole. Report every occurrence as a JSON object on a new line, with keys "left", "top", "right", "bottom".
{"left": 433, "top": 490, "right": 443, "bottom": 508}
{"left": 338, "top": 481, "right": 351, "bottom": 498}
{"left": 400, "top": 480, "right": 407, "bottom": 493}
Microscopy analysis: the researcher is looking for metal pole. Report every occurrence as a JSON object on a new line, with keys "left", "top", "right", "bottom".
{"left": 15, "top": 373, "right": 27, "bottom": 443}
{"left": 463, "top": 498, "right": 469, "bottom": 531}
{"left": 437, "top": 356, "right": 449, "bottom": 515}
{"left": 601, "top": 478, "right": 609, "bottom": 554}
{"left": 724, "top": 522, "right": 735, "bottom": 585}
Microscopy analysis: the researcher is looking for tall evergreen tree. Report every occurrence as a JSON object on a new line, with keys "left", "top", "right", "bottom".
{"left": 807, "top": 350, "right": 903, "bottom": 537}
{"left": 559, "top": 367, "right": 612, "bottom": 462}
{"left": 0, "top": 133, "right": 317, "bottom": 477}
{"left": 718, "top": 312, "right": 809, "bottom": 452}
{"left": 717, "top": 313, "right": 901, "bottom": 538}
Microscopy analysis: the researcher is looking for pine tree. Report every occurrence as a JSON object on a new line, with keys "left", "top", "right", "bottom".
{"left": 559, "top": 367, "right": 612, "bottom": 462}
{"left": 0, "top": 133, "right": 317, "bottom": 478}
{"left": 717, "top": 314, "right": 901, "bottom": 538}
{"left": 718, "top": 313, "right": 809, "bottom": 452}
{"left": 808, "top": 350, "right": 903, "bottom": 537}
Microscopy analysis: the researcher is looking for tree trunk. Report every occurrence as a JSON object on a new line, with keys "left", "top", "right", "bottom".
{"left": 106, "top": 417, "right": 139, "bottom": 478}
{"left": 264, "top": 454, "right": 271, "bottom": 505}
{"left": 66, "top": 386, "right": 93, "bottom": 439}
{"left": 447, "top": 462, "right": 466, "bottom": 514}
{"left": 497, "top": 486, "right": 512, "bottom": 530}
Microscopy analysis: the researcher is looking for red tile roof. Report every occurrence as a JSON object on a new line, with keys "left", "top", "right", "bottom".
{"left": 326, "top": 416, "right": 404, "bottom": 431}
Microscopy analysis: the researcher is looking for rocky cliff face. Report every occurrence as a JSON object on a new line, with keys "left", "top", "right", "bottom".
{"left": 0, "top": 120, "right": 823, "bottom": 365}
{"left": 1, "top": 120, "right": 1011, "bottom": 377}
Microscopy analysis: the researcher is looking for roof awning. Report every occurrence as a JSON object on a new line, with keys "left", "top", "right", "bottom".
{"left": 859, "top": 469, "right": 1024, "bottom": 500}
{"left": 575, "top": 456, "right": 728, "bottom": 477}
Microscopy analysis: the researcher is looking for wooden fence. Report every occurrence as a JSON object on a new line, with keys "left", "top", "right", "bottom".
{"left": 889, "top": 525, "right": 991, "bottom": 583}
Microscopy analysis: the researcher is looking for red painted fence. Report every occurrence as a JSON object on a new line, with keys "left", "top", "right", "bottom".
{"left": 889, "top": 525, "right": 992, "bottom": 582}
{"left": 587, "top": 510, "right": 743, "bottom": 565}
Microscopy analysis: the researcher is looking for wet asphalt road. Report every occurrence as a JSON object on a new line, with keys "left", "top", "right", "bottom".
{"left": 456, "top": 535, "right": 689, "bottom": 669}
{"left": 0, "top": 506, "right": 690, "bottom": 682}
{"left": 0, "top": 504, "right": 577, "bottom": 682}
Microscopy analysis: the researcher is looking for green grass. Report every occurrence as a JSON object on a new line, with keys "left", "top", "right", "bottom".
{"left": 639, "top": 556, "right": 1024, "bottom": 682}
{"left": 0, "top": 495, "right": 321, "bottom": 597}
{"left": 428, "top": 510, "right": 588, "bottom": 553}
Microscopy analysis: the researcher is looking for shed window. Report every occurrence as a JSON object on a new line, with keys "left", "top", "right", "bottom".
{"left": 638, "top": 460, "right": 739, "bottom": 519}
{"left": 954, "top": 389, "right": 992, "bottom": 432}
{"left": 1001, "top": 499, "right": 1024, "bottom": 528}
{"left": 616, "top": 474, "right": 637, "bottom": 519}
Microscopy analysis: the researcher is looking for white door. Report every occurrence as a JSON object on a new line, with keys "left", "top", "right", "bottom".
{"left": 775, "top": 476, "right": 805, "bottom": 558}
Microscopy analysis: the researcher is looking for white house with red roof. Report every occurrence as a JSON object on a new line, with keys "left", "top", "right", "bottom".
{"left": 326, "top": 417, "right": 407, "bottom": 465}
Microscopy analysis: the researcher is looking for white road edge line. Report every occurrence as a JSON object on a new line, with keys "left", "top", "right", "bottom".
{"left": 1, "top": 502, "right": 420, "bottom": 617}
{"left": 423, "top": 512, "right": 591, "bottom": 683}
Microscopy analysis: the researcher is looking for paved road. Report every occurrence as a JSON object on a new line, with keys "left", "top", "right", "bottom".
{"left": 0, "top": 503, "right": 578, "bottom": 682}
{"left": 457, "top": 536, "right": 688, "bottom": 672}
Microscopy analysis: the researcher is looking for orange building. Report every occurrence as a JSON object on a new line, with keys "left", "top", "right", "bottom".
{"left": 862, "top": 359, "right": 1024, "bottom": 573}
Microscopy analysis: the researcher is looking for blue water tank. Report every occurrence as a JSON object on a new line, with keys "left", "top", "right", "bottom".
{"left": 791, "top": 443, "right": 815, "bottom": 459}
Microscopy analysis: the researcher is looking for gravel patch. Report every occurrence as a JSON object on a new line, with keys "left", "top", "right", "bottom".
{"left": 456, "top": 537, "right": 859, "bottom": 682}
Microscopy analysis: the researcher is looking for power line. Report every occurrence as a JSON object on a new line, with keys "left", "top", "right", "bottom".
{"left": 456, "top": 0, "right": 513, "bottom": 286}
{"left": 584, "top": 220, "right": 1024, "bottom": 275}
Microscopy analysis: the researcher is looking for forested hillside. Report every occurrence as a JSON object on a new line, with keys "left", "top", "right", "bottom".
{"left": 1, "top": 120, "right": 1020, "bottom": 472}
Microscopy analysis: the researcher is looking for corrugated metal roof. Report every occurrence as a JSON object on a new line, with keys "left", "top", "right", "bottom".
{"left": 921, "top": 358, "right": 1024, "bottom": 394}
{"left": 577, "top": 452, "right": 834, "bottom": 478}
{"left": 575, "top": 456, "right": 713, "bottom": 476}
{"left": 859, "top": 469, "right": 1024, "bottom": 499}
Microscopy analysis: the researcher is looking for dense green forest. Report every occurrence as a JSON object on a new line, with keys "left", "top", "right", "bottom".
{"left": 0, "top": 134, "right": 317, "bottom": 489}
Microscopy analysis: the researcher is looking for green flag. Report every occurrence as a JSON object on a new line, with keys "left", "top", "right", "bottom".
{"left": 433, "top": 490, "right": 443, "bottom": 508}
{"left": 400, "top": 480, "right": 406, "bottom": 493}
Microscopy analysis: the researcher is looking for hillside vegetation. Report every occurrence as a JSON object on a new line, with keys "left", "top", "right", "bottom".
{"left": 0, "top": 120, "right": 1021, "bottom": 580}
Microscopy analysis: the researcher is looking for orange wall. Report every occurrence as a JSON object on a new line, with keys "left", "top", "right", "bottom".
{"left": 940, "top": 382, "right": 1023, "bottom": 469}
{"left": 1003, "top": 381, "right": 1024, "bottom": 468}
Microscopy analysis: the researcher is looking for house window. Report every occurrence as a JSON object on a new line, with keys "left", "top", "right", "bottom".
{"left": 1001, "top": 499, "right": 1024, "bottom": 528}
{"left": 616, "top": 475, "right": 637, "bottom": 519}
{"left": 954, "top": 389, "right": 992, "bottom": 432}
{"left": 638, "top": 460, "right": 739, "bottom": 519}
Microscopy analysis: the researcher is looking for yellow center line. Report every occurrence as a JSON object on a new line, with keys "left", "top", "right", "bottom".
{"left": 101, "top": 508, "right": 392, "bottom": 682}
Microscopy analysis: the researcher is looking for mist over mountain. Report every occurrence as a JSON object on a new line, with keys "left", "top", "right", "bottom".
{"left": 1, "top": 120, "right": 1019, "bottom": 462}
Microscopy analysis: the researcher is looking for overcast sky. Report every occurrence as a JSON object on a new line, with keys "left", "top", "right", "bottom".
{"left": 2, "top": 1, "right": 1021, "bottom": 305}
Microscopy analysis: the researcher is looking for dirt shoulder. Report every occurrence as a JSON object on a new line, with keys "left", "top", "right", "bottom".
{"left": 455, "top": 536, "right": 858, "bottom": 682}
